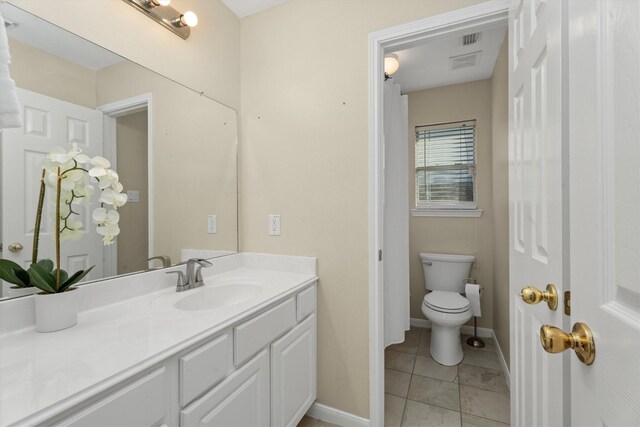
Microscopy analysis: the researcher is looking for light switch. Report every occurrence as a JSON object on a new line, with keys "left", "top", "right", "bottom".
{"left": 127, "top": 190, "right": 140, "bottom": 203}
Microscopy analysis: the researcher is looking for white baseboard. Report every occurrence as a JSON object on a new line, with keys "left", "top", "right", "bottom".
{"left": 306, "top": 402, "right": 370, "bottom": 427}
{"left": 492, "top": 330, "right": 511, "bottom": 389}
{"left": 409, "top": 317, "right": 431, "bottom": 328}
{"left": 409, "top": 317, "right": 510, "bottom": 387}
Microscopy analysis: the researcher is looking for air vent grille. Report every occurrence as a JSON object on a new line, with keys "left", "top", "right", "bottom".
{"left": 462, "top": 32, "right": 481, "bottom": 46}
{"left": 3, "top": 18, "right": 18, "bottom": 29}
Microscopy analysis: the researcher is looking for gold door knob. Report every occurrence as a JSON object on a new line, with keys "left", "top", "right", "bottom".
{"left": 8, "top": 242, "right": 23, "bottom": 253}
{"left": 540, "top": 322, "right": 595, "bottom": 365}
{"left": 520, "top": 284, "right": 558, "bottom": 310}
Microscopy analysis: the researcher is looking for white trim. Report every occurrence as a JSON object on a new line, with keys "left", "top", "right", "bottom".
{"left": 493, "top": 329, "right": 511, "bottom": 389}
{"left": 412, "top": 208, "right": 483, "bottom": 218}
{"left": 306, "top": 402, "right": 369, "bottom": 427}
{"left": 98, "top": 94, "right": 154, "bottom": 263}
{"left": 368, "top": 2, "right": 509, "bottom": 426}
{"left": 410, "top": 317, "right": 432, "bottom": 328}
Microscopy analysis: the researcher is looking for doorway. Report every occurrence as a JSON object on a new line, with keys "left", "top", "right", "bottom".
{"left": 98, "top": 94, "right": 153, "bottom": 277}
{"left": 368, "top": 2, "right": 509, "bottom": 425}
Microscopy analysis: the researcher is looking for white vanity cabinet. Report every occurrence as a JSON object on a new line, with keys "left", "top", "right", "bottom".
{"left": 42, "top": 283, "right": 317, "bottom": 427}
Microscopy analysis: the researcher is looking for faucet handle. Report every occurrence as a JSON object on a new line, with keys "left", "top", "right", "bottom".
{"left": 166, "top": 270, "right": 186, "bottom": 286}
{"left": 194, "top": 258, "right": 213, "bottom": 267}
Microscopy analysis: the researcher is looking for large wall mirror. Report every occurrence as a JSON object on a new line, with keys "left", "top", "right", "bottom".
{"left": 0, "top": 4, "right": 238, "bottom": 300}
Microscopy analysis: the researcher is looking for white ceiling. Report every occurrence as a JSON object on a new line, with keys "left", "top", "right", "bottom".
{"left": 222, "top": 0, "right": 288, "bottom": 18}
{"left": 1, "top": 3, "right": 123, "bottom": 71}
{"left": 388, "top": 24, "right": 507, "bottom": 93}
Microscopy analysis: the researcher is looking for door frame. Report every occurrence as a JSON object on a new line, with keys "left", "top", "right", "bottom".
{"left": 97, "top": 93, "right": 153, "bottom": 277}
{"left": 367, "top": 1, "right": 509, "bottom": 424}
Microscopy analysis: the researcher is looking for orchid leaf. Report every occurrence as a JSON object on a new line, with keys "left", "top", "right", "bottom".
{"left": 28, "top": 263, "right": 57, "bottom": 294}
{"left": 14, "top": 269, "right": 32, "bottom": 288}
{"left": 36, "top": 259, "right": 54, "bottom": 273}
{"left": 59, "top": 266, "right": 93, "bottom": 293}
{"left": 0, "top": 259, "right": 31, "bottom": 287}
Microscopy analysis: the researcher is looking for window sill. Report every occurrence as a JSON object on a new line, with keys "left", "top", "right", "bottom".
{"left": 411, "top": 208, "right": 483, "bottom": 218}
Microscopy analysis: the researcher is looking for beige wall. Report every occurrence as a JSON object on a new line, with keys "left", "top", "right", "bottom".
{"left": 97, "top": 61, "right": 238, "bottom": 264}
{"left": 408, "top": 80, "right": 495, "bottom": 329}
{"left": 8, "top": 38, "right": 96, "bottom": 108}
{"left": 240, "top": 0, "right": 485, "bottom": 418}
{"left": 491, "top": 37, "right": 510, "bottom": 364}
{"left": 116, "top": 111, "right": 149, "bottom": 274}
{"left": 8, "top": 0, "right": 240, "bottom": 110}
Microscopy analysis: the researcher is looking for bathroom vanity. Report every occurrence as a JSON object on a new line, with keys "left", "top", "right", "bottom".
{"left": 0, "top": 254, "right": 317, "bottom": 427}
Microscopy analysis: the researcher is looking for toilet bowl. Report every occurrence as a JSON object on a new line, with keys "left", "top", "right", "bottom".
{"left": 419, "top": 252, "right": 475, "bottom": 366}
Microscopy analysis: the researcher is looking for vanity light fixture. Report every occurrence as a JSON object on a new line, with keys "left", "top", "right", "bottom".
{"left": 122, "top": 0, "right": 198, "bottom": 39}
{"left": 384, "top": 54, "right": 400, "bottom": 80}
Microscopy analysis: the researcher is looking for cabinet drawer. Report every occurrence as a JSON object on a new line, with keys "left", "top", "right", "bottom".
{"left": 296, "top": 285, "right": 316, "bottom": 321}
{"left": 53, "top": 368, "right": 167, "bottom": 427}
{"left": 180, "top": 333, "right": 230, "bottom": 407}
{"left": 181, "top": 350, "right": 270, "bottom": 427}
{"left": 234, "top": 298, "right": 296, "bottom": 366}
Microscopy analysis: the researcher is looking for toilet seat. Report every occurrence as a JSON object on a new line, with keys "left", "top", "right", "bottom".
{"left": 423, "top": 291, "right": 470, "bottom": 314}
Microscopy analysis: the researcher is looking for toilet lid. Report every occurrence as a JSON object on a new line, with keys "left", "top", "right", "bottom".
{"left": 423, "top": 291, "right": 470, "bottom": 313}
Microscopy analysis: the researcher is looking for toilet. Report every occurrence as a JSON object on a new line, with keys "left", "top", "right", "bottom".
{"left": 420, "top": 252, "right": 475, "bottom": 366}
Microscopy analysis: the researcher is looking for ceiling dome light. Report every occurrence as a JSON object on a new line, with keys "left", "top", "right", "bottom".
{"left": 180, "top": 11, "right": 198, "bottom": 27}
{"left": 384, "top": 54, "right": 400, "bottom": 76}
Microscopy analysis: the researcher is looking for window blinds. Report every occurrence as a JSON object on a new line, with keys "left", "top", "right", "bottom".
{"left": 415, "top": 120, "right": 476, "bottom": 207}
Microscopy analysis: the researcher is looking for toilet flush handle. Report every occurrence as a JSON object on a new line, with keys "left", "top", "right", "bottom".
{"left": 425, "top": 261, "right": 432, "bottom": 266}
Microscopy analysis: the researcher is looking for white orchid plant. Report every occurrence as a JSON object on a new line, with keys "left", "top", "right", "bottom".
{"left": 0, "top": 144, "right": 127, "bottom": 294}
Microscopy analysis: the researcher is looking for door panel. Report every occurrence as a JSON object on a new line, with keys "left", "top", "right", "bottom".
{"left": 509, "top": 0, "right": 565, "bottom": 425}
{"left": 1, "top": 88, "right": 104, "bottom": 297}
{"left": 568, "top": 0, "right": 640, "bottom": 424}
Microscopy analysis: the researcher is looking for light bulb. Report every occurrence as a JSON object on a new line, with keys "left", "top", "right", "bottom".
{"left": 180, "top": 11, "right": 198, "bottom": 27}
{"left": 149, "top": 0, "right": 170, "bottom": 6}
{"left": 158, "top": 0, "right": 171, "bottom": 5}
{"left": 384, "top": 54, "right": 400, "bottom": 76}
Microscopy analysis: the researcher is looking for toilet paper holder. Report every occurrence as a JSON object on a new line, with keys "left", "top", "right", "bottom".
{"left": 465, "top": 277, "right": 485, "bottom": 348}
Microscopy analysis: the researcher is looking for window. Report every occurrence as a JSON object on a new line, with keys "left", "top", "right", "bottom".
{"left": 415, "top": 120, "right": 477, "bottom": 212}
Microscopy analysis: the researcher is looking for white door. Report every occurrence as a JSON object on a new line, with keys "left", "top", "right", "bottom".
{"left": 508, "top": 0, "right": 566, "bottom": 425}
{"left": 568, "top": 0, "right": 640, "bottom": 424}
{"left": 1, "top": 88, "right": 104, "bottom": 296}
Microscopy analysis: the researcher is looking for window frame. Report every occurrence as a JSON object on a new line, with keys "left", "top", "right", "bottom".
{"left": 413, "top": 119, "right": 482, "bottom": 216}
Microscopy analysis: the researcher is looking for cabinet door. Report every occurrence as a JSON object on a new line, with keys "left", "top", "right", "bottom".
{"left": 180, "top": 350, "right": 269, "bottom": 427}
{"left": 271, "top": 314, "right": 316, "bottom": 427}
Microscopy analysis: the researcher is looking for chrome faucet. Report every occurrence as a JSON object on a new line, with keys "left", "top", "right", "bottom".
{"left": 166, "top": 258, "right": 212, "bottom": 292}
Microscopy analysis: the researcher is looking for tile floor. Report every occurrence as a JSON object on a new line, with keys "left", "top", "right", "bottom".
{"left": 384, "top": 326, "right": 510, "bottom": 427}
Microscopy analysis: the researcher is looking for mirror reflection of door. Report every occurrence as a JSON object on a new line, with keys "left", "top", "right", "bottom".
{"left": 114, "top": 110, "right": 149, "bottom": 275}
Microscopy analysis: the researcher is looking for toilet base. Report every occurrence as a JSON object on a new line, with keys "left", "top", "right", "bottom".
{"left": 430, "top": 325, "right": 464, "bottom": 366}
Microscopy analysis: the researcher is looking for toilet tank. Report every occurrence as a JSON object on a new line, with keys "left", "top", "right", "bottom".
{"left": 420, "top": 252, "right": 475, "bottom": 293}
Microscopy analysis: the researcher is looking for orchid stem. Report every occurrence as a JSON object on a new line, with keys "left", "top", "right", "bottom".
{"left": 55, "top": 167, "right": 61, "bottom": 291}
{"left": 31, "top": 170, "right": 46, "bottom": 265}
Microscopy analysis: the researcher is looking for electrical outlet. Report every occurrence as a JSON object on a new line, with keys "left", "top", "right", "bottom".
{"left": 269, "top": 214, "right": 281, "bottom": 236}
{"left": 207, "top": 215, "right": 217, "bottom": 234}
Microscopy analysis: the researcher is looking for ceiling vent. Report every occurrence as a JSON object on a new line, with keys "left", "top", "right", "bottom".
{"left": 3, "top": 18, "right": 19, "bottom": 30}
{"left": 462, "top": 32, "right": 481, "bottom": 46}
{"left": 450, "top": 51, "right": 482, "bottom": 70}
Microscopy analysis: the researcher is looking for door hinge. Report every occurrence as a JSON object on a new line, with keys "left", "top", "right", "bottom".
{"left": 378, "top": 249, "right": 382, "bottom": 261}
{"left": 564, "top": 291, "right": 571, "bottom": 316}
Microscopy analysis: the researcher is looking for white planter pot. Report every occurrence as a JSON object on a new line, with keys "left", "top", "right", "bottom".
{"left": 34, "top": 287, "right": 79, "bottom": 333}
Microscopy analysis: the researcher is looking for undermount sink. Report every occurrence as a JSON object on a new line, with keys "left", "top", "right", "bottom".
{"left": 174, "top": 283, "right": 262, "bottom": 311}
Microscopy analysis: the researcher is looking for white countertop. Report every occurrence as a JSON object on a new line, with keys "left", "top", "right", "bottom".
{"left": 0, "top": 254, "right": 317, "bottom": 426}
